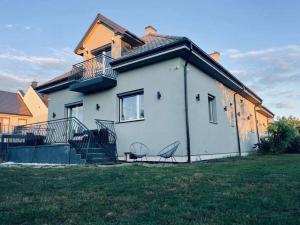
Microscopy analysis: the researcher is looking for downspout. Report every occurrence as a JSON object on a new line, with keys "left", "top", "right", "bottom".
{"left": 254, "top": 105, "right": 260, "bottom": 143}
{"left": 233, "top": 92, "right": 241, "bottom": 157}
{"left": 184, "top": 43, "right": 193, "bottom": 163}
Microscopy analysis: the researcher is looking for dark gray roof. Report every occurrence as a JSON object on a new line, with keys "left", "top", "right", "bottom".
{"left": 0, "top": 91, "right": 32, "bottom": 116}
{"left": 121, "top": 34, "right": 185, "bottom": 59}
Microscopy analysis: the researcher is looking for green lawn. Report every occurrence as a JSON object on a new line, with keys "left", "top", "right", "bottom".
{"left": 0, "top": 155, "right": 300, "bottom": 225}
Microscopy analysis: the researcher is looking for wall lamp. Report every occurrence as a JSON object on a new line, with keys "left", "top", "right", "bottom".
{"left": 52, "top": 112, "right": 56, "bottom": 118}
{"left": 157, "top": 91, "right": 162, "bottom": 100}
{"left": 224, "top": 106, "right": 227, "bottom": 111}
{"left": 196, "top": 94, "right": 200, "bottom": 101}
{"left": 96, "top": 104, "right": 100, "bottom": 111}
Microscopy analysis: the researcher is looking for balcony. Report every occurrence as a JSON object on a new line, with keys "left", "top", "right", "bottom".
{"left": 68, "top": 54, "right": 118, "bottom": 94}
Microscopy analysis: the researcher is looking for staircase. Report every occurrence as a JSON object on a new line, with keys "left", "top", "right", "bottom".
{"left": 8, "top": 118, "right": 118, "bottom": 164}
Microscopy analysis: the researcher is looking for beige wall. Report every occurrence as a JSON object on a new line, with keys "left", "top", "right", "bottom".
{"left": 77, "top": 23, "right": 132, "bottom": 60}
{"left": 19, "top": 86, "right": 48, "bottom": 124}
{"left": 256, "top": 111, "right": 270, "bottom": 138}
{"left": 0, "top": 113, "right": 31, "bottom": 133}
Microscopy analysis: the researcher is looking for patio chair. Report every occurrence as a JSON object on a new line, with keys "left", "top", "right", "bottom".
{"left": 158, "top": 141, "right": 180, "bottom": 162}
{"left": 129, "top": 142, "right": 149, "bottom": 161}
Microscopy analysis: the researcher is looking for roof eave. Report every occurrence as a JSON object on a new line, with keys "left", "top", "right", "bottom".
{"left": 111, "top": 38, "right": 263, "bottom": 106}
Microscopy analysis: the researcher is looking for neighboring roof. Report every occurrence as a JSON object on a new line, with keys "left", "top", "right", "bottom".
{"left": 74, "top": 14, "right": 144, "bottom": 54}
{"left": 0, "top": 91, "right": 32, "bottom": 116}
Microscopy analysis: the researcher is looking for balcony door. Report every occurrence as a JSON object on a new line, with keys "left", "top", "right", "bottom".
{"left": 66, "top": 102, "right": 83, "bottom": 123}
{"left": 95, "top": 46, "right": 111, "bottom": 74}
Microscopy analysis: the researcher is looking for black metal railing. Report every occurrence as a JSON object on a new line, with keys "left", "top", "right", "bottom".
{"left": 95, "top": 119, "right": 117, "bottom": 145}
{"left": 69, "top": 54, "right": 118, "bottom": 82}
{"left": 10, "top": 117, "right": 92, "bottom": 152}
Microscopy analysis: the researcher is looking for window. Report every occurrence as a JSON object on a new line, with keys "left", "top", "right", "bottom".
{"left": 119, "top": 90, "right": 144, "bottom": 122}
{"left": 18, "top": 119, "right": 27, "bottom": 126}
{"left": 0, "top": 117, "right": 10, "bottom": 133}
{"left": 208, "top": 94, "right": 217, "bottom": 123}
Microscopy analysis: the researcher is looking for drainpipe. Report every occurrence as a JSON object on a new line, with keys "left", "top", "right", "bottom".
{"left": 254, "top": 105, "right": 260, "bottom": 143}
{"left": 233, "top": 92, "right": 241, "bottom": 157}
{"left": 184, "top": 43, "right": 193, "bottom": 163}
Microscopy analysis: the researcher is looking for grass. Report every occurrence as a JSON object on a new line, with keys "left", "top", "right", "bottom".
{"left": 0, "top": 155, "right": 300, "bottom": 225}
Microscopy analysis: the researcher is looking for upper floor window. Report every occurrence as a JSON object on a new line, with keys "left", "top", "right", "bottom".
{"left": 119, "top": 90, "right": 144, "bottom": 122}
{"left": 208, "top": 94, "right": 217, "bottom": 123}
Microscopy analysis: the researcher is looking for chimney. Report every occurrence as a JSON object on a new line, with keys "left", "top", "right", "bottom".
{"left": 209, "top": 52, "right": 221, "bottom": 62}
{"left": 31, "top": 81, "right": 38, "bottom": 89}
{"left": 145, "top": 26, "right": 157, "bottom": 35}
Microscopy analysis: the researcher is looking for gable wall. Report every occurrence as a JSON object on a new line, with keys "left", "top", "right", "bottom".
{"left": 82, "top": 23, "right": 115, "bottom": 60}
{"left": 21, "top": 87, "right": 48, "bottom": 123}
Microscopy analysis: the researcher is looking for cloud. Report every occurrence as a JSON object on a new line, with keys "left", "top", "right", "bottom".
{"left": 5, "top": 24, "right": 13, "bottom": 29}
{"left": 0, "top": 48, "right": 79, "bottom": 69}
{"left": 226, "top": 45, "right": 300, "bottom": 59}
{"left": 274, "top": 102, "right": 296, "bottom": 109}
{"left": 24, "top": 26, "right": 32, "bottom": 30}
{"left": 0, "top": 70, "right": 46, "bottom": 92}
{"left": 224, "top": 45, "right": 300, "bottom": 117}
{"left": 0, "top": 48, "right": 80, "bottom": 91}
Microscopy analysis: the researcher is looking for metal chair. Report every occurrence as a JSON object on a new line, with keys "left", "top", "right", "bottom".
{"left": 158, "top": 141, "right": 180, "bottom": 162}
{"left": 129, "top": 142, "right": 149, "bottom": 161}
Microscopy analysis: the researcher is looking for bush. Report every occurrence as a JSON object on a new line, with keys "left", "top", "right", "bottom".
{"left": 258, "top": 117, "right": 300, "bottom": 154}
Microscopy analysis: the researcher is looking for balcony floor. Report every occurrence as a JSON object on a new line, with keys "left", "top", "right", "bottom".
{"left": 69, "top": 76, "right": 117, "bottom": 94}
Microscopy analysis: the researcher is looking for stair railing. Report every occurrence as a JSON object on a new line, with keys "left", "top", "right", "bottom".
{"left": 94, "top": 119, "right": 117, "bottom": 144}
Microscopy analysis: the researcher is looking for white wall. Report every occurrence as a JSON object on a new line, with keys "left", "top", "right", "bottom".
{"left": 47, "top": 57, "right": 270, "bottom": 161}
{"left": 48, "top": 58, "right": 188, "bottom": 160}
{"left": 186, "top": 60, "right": 260, "bottom": 158}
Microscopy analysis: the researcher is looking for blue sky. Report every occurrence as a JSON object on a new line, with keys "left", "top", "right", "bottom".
{"left": 0, "top": 0, "right": 299, "bottom": 117}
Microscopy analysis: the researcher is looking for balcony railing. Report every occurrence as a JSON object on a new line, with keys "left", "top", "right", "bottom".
{"left": 69, "top": 54, "right": 118, "bottom": 82}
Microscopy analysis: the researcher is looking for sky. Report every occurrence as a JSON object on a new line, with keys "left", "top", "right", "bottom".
{"left": 0, "top": 0, "right": 299, "bottom": 117}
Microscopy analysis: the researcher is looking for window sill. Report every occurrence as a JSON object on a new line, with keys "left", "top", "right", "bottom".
{"left": 209, "top": 121, "right": 218, "bottom": 125}
{"left": 116, "top": 119, "right": 145, "bottom": 124}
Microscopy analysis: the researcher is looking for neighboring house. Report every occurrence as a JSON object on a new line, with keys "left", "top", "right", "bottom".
{"left": 0, "top": 82, "right": 48, "bottom": 134}
{"left": 36, "top": 14, "right": 274, "bottom": 162}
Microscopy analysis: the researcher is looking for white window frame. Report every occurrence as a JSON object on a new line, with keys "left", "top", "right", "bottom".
{"left": 118, "top": 90, "right": 144, "bottom": 122}
{"left": 208, "top": 94, "right": 217, "bottom": 123}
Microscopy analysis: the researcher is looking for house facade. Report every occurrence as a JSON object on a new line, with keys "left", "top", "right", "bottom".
{"left": 0, "top": 82, "right": 48, "bottom": 135}
{"left": 36, "top": 14, "right": 273, "bottom": 162}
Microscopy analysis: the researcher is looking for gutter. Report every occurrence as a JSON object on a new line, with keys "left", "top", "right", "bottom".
{"left": 233, "top": 92, "right": 242, "bottom": 156}
{"left": 254, "top": 105, "right": 260, "bottom": 143}
{"left": 184, "top": 43, "right": 193, "bottom": 163}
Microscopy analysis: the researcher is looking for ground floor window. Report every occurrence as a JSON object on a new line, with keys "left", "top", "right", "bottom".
{"left": 118, "top": 90, "right": 144, "bottom": 122}
{"left": 208, "top": 94, "right": 217, "bottom": 123}
{"left": 66, "top": 102, "right": 83, "bottom": 123}
{"left": 0, "top": 117, "right": 10, "bottom": 133}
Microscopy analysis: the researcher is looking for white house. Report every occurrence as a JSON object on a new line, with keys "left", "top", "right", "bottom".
{"left": 35, "top": 14, "right": 274, "bottom": 163}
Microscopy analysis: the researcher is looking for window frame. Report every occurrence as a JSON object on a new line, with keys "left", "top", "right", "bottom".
{"left": 208, "top": 94, "right": 217, "bottom": 124}
{"left": 118, "top": 89, "right": 144, "bottom": 123}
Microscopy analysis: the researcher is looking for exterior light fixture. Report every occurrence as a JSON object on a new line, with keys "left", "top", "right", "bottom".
{"left": 196, "top": 94, "right": 200, "bottom": 101}
{"left": 52, "top": 112, "right": 56, "bottom": 118}
{"left": 237, "top": 112, "right": 241, "bottom": 117}
{"left": 224, "top": 106, "right": 227, "bottom": 111}
{"left": 157, "top": 91, "right": 162, "bottom": 99}
{"left": 96, "top": 104, "right": 100, "bottom": 111}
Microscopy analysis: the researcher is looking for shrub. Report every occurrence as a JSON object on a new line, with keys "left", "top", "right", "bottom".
{"left": 258, "top": 116, "right": 300, "bottom": 154}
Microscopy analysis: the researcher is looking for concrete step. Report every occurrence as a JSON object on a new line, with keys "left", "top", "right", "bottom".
{"left": 86, "top": 157, "right": 115, "bottom": 164}
{"left": 86, "top": 153, "right": 106, "bottom": 160}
